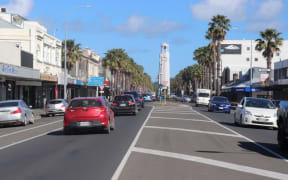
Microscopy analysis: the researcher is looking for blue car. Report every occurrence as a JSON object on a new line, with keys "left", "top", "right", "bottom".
{"left": 143, "top": 94, "right": 152, "bottom": 102}
{"left": 208, "top": 96, "right": 231, "bottom": 113}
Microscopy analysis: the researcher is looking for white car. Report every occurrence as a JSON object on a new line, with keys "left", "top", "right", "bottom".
{"left": 234, "top": 97, "right": 278, "bottom": 129}
{"left": 195, "top": 89, "right": 211, "bottom": 106}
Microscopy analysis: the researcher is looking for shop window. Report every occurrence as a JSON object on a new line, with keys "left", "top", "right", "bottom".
{"left": 246, "top": 58, "right": 249, "bottom": 61}
{"left": 277, "top": 52, "right": 280, "bottom": 56}
{"left": 247, "top": 47, "right": 250, "bottom": 51}
{"left": 254, "top": 58, "right": 258, "bottom": 62}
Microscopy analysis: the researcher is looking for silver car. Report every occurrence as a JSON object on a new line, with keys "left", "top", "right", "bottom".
{"left": 46, "top": 99, "right": 68, "bottom": 116}
{"left": 0, "top": 100, "right": 34, "bottom": 126}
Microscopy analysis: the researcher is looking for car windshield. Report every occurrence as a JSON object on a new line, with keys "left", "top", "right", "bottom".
{"left": 115, "top": 96, "right": 133, "bottom": 102}
{"left": 246, "top": 99, "right": 275, "bottom": 109}
{"left": 198, "top": 93, "right": 209, "bottom": 97}
{"left": 0, "top": 102, "right": 18, "bottom": 107}
{"left": 213, "top": 97, "right": 229, "bottom": 103}
{"left": 48, "top": 100, "right": 63, "bottom": 104}
{"left": 70, "top": 100, "right": 102, "bottom": 108}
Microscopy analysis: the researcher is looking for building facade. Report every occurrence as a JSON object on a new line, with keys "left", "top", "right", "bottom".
{"left": 221, "top": 40, "right": 288, "bottom": 84}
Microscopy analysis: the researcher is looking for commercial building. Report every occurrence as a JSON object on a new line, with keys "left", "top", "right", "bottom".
{"left": 273, "top": 59, "right": 288, "bottom": 100}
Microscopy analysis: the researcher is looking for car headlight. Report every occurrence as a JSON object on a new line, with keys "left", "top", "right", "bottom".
{"left": 245, "top": 111, "right": 252, "bottom": 116}
{"left": 273, "top": 113, "right": 277, "bottom": 118}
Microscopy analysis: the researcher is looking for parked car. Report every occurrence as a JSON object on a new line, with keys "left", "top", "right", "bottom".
{"left": 111, "top": 95, "right": 138, "bottom": 115}
{"left": 63, "top": 97, "right": 115, "bottom": 134}
{"left": 46, "top": 99, "right": 68, "bottom": 116}
{"left": 195, "top": 89, "right": 211, "bottom": 106}
{"left": 208, "top": 96, "right": 231, "bottom": 113}
{"left": 0, "top": 100, "right": 34, "bottom": 126}
{"left": 234, "top": 97, "right": 277, "bottom": 129}
{"left": 124, "top": 91, "right": 144, "bottom": 108}
{"left": 277, "top": 101, "right": 288, "bottom": 150}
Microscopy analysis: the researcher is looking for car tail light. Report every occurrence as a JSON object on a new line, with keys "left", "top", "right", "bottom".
{"left": 129, "top": 102, "right": 135, "bottom": 105}
{"left": 95, "top": 108, "right": 105, "bottom": 112}
{"left": 11, "top": 108, "right": 22, "bottom": 114}
{"left": 112, "top": 102, "right": 117, "bottom": 105}
{"left": 61, "top": 105, "right": 65, "bottom": 108}
{"left": 46, "top": 105, "right": 49, "bottom": 109}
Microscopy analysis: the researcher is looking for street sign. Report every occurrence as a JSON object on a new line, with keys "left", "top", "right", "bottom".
{"left": 258, "top": 68, "right": 270, "bottom": 72}
{"left": 159, "top": 85, "right": 163, "bottom": 89}
{"left": 88, "top": 77, "right": 104, "bottom": 86}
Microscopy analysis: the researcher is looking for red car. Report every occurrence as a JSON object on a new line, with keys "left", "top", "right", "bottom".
{"left": 63, "top": 97, "right": 115, "bottom": 134}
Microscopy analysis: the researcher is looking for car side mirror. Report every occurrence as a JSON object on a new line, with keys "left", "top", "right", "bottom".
{"left": 238, "top": 104, "right": 243, "bottom": 108}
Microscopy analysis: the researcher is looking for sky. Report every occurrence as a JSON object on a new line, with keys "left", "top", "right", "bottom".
{"left": 0, "top": 0, "right": 288, "bottom": 81}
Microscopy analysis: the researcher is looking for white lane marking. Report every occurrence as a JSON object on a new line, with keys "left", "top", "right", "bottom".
{"left": 0, "top": 128, "right": 62, "bottom": 150}
{"left": 152, "top": 112, "right": 198, "bottom": 115}
{"left": 0, "top": 119, "right": 63, "bottom": 139}
{"left": 150, "top": 116, "right": 212, "bottom": 122}
{"left": 144, "top": 126, "right": 241, "bottom": 138}
{"left": 153, "top": 111, "right": 197, "bottom": 113}
{"left": 111, "top": 106, "right": 155, "bottom": 180}
{"left": 191, "top": 106, "right": 288, "bottom": 162}
{"left": 133, "top": 147, "right": 288, "bottom": 180}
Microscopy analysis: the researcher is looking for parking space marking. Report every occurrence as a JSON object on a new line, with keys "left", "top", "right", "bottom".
{"left": 144, "top": 126, "right": 242, "bottom": 138}
{"left": 191, "top": 106, "right": 288, "bottom": 162}
{"left": 132, "top": 147, "right": 288, "bottom": 180}
{"left": 111, "top": 106, "right": 155, "bottom": 180}
{"left": 0, "top": 119, "right": 63, "bottom": 139}
{"left": 150, "top": 116, "right": 213, "bottom": 122}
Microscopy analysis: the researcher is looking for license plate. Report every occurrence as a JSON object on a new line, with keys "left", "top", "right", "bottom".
{"left": 218, "top": 107, "right": 223, "bottom": 109}
{"left": 120, "top": 104, "right": 126, "bottom": 107}
{"left": 258, "top": 118, "right": 267, "bottom": 122}
{"left": 79, "top": 122, "right": 90, "bottom": 126}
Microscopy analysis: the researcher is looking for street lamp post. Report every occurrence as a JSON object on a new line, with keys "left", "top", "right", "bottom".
{"left": 64, "top": 5, "right": 92, "bottom": 100}
{"left": 250, "top": 40, "right": 253, "bottom": 97}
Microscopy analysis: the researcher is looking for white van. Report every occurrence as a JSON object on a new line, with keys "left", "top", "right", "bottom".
{"left": 195, "top": 89, "right": 211, "bottom": 106}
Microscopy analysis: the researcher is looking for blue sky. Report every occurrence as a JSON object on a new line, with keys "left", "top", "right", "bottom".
{"left": 1, "top": 0, "right": 288, "bottom": 81}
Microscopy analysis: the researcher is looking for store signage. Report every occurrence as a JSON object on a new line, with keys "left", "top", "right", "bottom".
{"left": 40, "top": 74, "right": 58, "bottom": 82}
{"left": 75, "top": 80, "right": 85, "bottom": 86}
{"left": 1, "top": 64, "right": 18, "bottom": 74}
{"left": 221, "top": 44, "right": 242, "bottom": 54}
{"left": 104, "top": 81, "right": 110, "bottom": 87}
{"left": 58, "top": 72, "right": 65, "bottom": 85}
{"left": 88, "top": 77, "right": 104, "bottom": 86}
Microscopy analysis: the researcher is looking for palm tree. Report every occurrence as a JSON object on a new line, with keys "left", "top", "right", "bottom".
{"left": 206, "top": 14, "right": 231, "bottom": 95}
{"left": 62, "top": 40, "right": 82, "bottom": 74}
{"left": 255, "top": 29, "right": 283, "bottom": 85}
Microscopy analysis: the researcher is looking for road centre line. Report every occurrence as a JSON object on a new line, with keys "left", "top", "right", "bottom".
{"left": 132, "top": 147, "right": 288, "bottom": 180}
{"left": 150, "top": 116, "right": 212, "bottom": 122}
{"left": 191, "top": 106, "right": 288, "bottom": 162}
{"left": 144, "top": 126, "right": 242, "bottom": 138}
{"left": 0, "top": 119, "right": 63, "bottom": 139}
{"left": 111, "top": 106, "right": 155, "bottom": 180}
{"left": 153, "top": 111, "right": 197, "bottom": 113}
{"left": 152, "top": 112, "right": 198, "bottom": 115}
{"left": 0, "top": 128, "right": 62, "bottom": 151}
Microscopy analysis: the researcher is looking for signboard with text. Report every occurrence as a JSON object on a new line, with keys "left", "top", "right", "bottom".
{"left": 88, "top": 77, "right": 104, "bottom": 86}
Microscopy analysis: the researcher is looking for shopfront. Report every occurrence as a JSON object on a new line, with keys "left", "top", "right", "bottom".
{"left": 39, "top": 73, "right": 58, "bottom": 107}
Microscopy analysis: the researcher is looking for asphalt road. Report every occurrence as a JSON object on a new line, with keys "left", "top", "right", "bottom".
{"left": 191, "top": 104, "right": 288, "bottom": 159}
{"left": 0, "top": 105, "right": 152, "bottom": 180}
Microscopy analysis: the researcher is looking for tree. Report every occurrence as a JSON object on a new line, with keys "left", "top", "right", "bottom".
{"left": 255, "top": 29, "right": 283, "bottom": 85}
{"left": 206, "top": 14, "right": 231, "bottom": 95}
{"left": 62, "top": 40, "right": 82, "bottom": 74}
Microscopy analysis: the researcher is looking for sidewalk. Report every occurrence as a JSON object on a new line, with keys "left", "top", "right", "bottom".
{"left": 32, "top": 108, "right": 45, "bottom": 120}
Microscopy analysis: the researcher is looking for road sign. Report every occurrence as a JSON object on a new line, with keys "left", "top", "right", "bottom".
{"left": 88, "top": 77, "right": 104, "bottom": 86}
{"left": 159, "top": 85, "right": 163, "bottom": 89}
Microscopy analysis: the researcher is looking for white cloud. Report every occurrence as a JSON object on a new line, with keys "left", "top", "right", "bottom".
{"left": 254, "top": 0, "right": 284, "bottom": 20}
{"left": 246, "top": 20, "right": 285, "bottom": 32}
{"left": 109, "top": 15, "right": 185, "bottom": 38}
{"left": 190, "top": 0, "right": 248, "bottom": 21}
{"left": 0, "top": 0, "right": 33, "bottom": 17}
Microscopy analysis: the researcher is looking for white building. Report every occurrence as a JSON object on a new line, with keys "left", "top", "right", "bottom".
{"left": 159, "top": 43, "right": 170, "bottom": 95}
{"left": 0, "top": 9, "right": 62, "bottom": 76}
{"left": 221, "top": 40, "right": 288, "bottom": 83}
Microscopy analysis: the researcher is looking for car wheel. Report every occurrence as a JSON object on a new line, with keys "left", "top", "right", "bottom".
{"left": 104, "top": 120, "right": 111, "bottom": 134}
{"left": 278, "top": 123, "right": 288, "bottom": 151}
{"left": 22, "top": 115, "right": 28, "bottom": 126}
{"left": 63, "top": 127, "right": 71, "bottom": 135}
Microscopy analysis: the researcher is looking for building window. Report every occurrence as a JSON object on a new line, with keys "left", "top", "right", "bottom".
{"left": 246, "top": 58, "right": 249, "bottom": 61}
{"left": 254, "top": 58, "right": 258, "bottom": 62}
{"left": 276, "top": 52, "right": 280, "bottom": 56}
{"left": 247, "top": 47, "right": 250, "bottom": 51}
{"left": 36, "top": 44, "right": 41, "bottom": 60}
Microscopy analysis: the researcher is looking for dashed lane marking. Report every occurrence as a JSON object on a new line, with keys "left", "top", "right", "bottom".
{"left": 144, "top": 126, "right": 242, "bottom": 138}
{"left": 133, "top": 147, "right": 288, "bottom": 180}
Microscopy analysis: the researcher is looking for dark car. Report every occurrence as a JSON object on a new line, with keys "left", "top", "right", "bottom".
{"left": 111, "top": 95, "right": 138, "bottom": 115}
{"left": 124, "top": 91, "right": 144, "bottom": 108}
{"left": 208, "top": 96, "right": 231, "bottom": 113}
{"left": 277, "top": 101, "right": 288, "bottom": 150}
